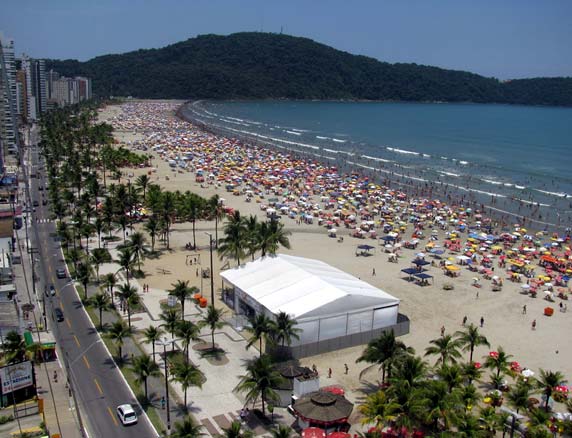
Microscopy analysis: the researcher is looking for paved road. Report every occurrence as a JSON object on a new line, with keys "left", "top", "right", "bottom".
{"left": 23, "top": 132, "right": 159, "bottom": 438}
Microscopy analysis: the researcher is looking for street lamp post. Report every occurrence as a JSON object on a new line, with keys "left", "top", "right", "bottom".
{"left": 157, "top": 337, "right": 176, "bottom": 435}
{"left": 500, "top": 406, "right": 524, "bottom": 438}
{"left": 204, "top": 232, "right": 214, "bottom": 306}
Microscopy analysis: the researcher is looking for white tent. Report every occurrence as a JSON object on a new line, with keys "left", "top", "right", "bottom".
{"left": 221, "top": 255, "right": 400, "bottom": 348}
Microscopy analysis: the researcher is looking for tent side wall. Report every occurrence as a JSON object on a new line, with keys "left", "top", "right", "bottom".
{"left": 282, "top": 313, "right": 410, "bottom": 359}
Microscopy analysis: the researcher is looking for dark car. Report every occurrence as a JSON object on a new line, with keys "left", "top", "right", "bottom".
{"left": 42, "top": 199, "right": 47, "bottom": 206}
{"left": 56, "top": 268, "right": 66, "bottom": 279}
{"left": 32, "top": 200, "right": 39, "bottom": 207}
{"left": 45, "top": 284, "right": 56, "bottom": 297}
{"left": 54, "top": 308, "right": 64, "bottom": 322}
{"left": 38, "top": 185, "right": 43, "bottom": 191}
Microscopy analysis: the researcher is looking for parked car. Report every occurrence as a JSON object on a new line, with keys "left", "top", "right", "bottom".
{"left": 116, "top": 404, "right": 138, "bottom": 426}
{"left": 45, "top": 284, "right": 56, "bottom": 297}
{"left": 56, "top": 268, "right": 66, "bottom": 279}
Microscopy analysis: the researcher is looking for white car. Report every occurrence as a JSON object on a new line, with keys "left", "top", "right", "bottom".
{"left": 116, "top": 404, "right": 138, "bottom": 426}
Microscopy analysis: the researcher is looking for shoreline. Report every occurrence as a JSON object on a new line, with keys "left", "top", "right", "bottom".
{"left": 178, "top": 102, "right": 568, "bottom": 234}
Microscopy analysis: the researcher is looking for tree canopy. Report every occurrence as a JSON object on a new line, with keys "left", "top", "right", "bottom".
{"left": 46, "top": 32, "right": 572, "bottom": 106}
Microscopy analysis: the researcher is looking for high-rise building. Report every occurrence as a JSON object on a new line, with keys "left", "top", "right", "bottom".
{"left": 48, "top": 75, "right": 92, "bottom": 107}
{"left": 0, "top": 32, "right": 18, "bottom": 159}
{"left": 19, "top": 54, "right": 47, "bottom": 121}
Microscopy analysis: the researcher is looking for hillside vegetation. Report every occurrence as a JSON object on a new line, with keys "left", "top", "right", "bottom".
{"left": 47, "top": 32, "right": 572, "bottom": 106}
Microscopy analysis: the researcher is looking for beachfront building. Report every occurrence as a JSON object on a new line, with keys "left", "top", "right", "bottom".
{"left": 221, "top": 254, "right": 409, "bottom": 358}
{"left": 47, "top": 73, "right": 92, "bottom": 108}
{"left": 0, "top": 32, "right": 18, "bottom": 158}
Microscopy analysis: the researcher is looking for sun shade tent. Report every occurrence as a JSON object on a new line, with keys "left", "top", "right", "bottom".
{"left": 221, "top": 255, "right": 400, "bottom": 347}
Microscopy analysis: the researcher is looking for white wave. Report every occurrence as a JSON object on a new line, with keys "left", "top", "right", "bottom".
{"left": 440, "top": 156, "right": 448, "bottom": 160}
{"left": 323, "top": 148, "right": 339, "bottom": 154}
{"left": 348, "top": 161, "right": 376, "bottom": 171}
{"left": 516, "top": 198, "right": 550, "bottom": 207}
{"left": 332, "top": 138, "right": 346, "bottom": 143}
{"left": 291, "top": 128, "right": 309, "bottom": 133}
{"left": 422, "top": 154, "right": 431, "bottom": 158}
{"left": 459, "top": 161, "right": 468, "bottom": 165}
{"left": 362, "top": 154, "right": 392, "bottom": 163}
{"left": 437, "top": 171, "right": 460, "bottom": 177}
{"left": 387, "top": 147, "right": 419, "bottom": 156}
{"left": 483, "top": 179, "right": 503, "bottom": 185}
{"left": 316, "top": 136, "right": 330, "bottom": 140}
{"left": 222, "top": 126, "right": 320, "bottom": 150}
{"left": 503, "top": 183, "right": 513, "bottom": 187}
{"left": 285, "top": 130, "right": 302, "bottom": 136}
{"left": 448, "top": 183, "right": 507, "bottom": 198}
{"left": 226, "top": 116, "right": 245, "bottom": 122}
{"left": 515, "top": 185, "right": 526, "bottom": 190}
{"left": 535, "top": 189, "right": 569, "bottom": 198}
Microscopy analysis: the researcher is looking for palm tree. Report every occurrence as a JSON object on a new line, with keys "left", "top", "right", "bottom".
{"left": 483, "top": 346, "right": 513, "bottom": 388}
{"left": 258, "top": 218, "right": 291, "bottom": 257}
{"left": 478, "top": 406, "right": 503, "bottom": 438}
{"left": 160, "top": 309, "right": 180, "bottom": 350}
{"left": 117, "top": 283, "right": 139, "bottom": 328}
{"left": 245, "top": 314, "right": 272, "bottom": 356}
{"left": 199, "top": 305, "right": 226, "bottom": 351}
{"left": 451, "top": 412, "right": 485, "bottom": 438}
{"left": 458, "top": 384, "right": 481, "bottom": 413}
{"left": 143, "top": 325, "right": 163, "bottom": 364}
{"left": 423, "top": 380, "right": 457, "bottom": 433}
{"left": 218, "top": 211, "right": 247, "bottom": 266}
{"left": 90, "top": 248, "right": 110, "bottom": 281}
{"left": 461, "top": 362, "right": 484, "bottom": 386}
{"left": 91, "top": 292, "right": 111, "bottom": 330}
{"left": 424, "top": 334, "right": 462, "bottom": 366}
{"left": 437, "top": 364, "right": 464, "bottom": 393}
{"left": 220, "top": 421, "right": 253, "bottom": 438}
{"left": 356, "top": 330, "right": 413, "bottom": 383}
{"left": 160, "top": 191, "right": 177, "bottom": 249}
{"left": 507, "top": 380, "right": 533, "bottom": 413}
{"left": 108, "top": 320, "right": 130, "bottom": 361}
{"left": 536, "top": 369, "right": 567, "bottom": 411}
{"left": 76, "top": 261, "right": 91, "bottom": 300}
{"left": 135, "top": 174, "right": 151, "bottom": 201}
{"left": 171, "top": 361, "right": 203, "bottom": 409}
{"left": 268, "top": 311, "right": 300, "bottom": 349}
{"left": 454, "top": 324, "right": 490, "bottom": 363}
{"left": 102, "top": 272, "right": 117, "bottom": 299}
{"left": 3, "top": 331, "right": 26, "bottom": 363}
{"left": 390, "top": 355, "right": 427, "bottom": 389}
{"left": 144, "top": 215, "right": 159, "bottom": 252}
{"left": 171, "top": 416, "right": 204, "bottom": 438}
{"left": 127, "top": 231, "right": 147, "bottom": 272}
{"left": 116, "top": 247, "right": 135, "bottom": 285}
{"left": 176, "top": 320, "right": 200, "bottom": 362}
{"left": 208, "top": 195, "right": 224, "bottom": 248}
{"left": 358, "top": 390, "right": 399, "bottom": 429}
{"left": 234, "top": 354, "right": 284, "bottom": 416}
{"left": 168, "top": 280, "right": 196, "bottom": 320}
{"left": 93, "top": 216, "right": 105, "bottom": 248}
{"left": 270, "top": 425, "right": 293, "bottom": 438}
{"left": 244, "top": 215, "right": 260, "bottom": 260}
{"left": 131, "top": 354, "right": 160, "bottom": 400}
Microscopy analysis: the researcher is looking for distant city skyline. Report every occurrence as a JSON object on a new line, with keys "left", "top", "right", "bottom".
{"left": 1, "top": 0, "right": 571, "bottom": 79}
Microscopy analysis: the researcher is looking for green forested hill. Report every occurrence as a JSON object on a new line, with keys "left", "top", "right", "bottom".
{"left": 46, "top": 32, "right": 572, "bottom": 106}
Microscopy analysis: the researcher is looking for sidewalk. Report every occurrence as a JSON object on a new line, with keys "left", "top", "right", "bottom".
{"left": 13, "top": 188, "right": 83, "bottom": 438}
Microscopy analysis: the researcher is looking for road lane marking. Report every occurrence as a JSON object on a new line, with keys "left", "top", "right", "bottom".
{"left": 83, "top": 356, "right": 91, "bottom": 369}
{"left": 73, "top": 335, "right": 80, "bottom": 347}
{"left": 66, "top": 319, "right": 71, "bottom": 329}
{"left": 107, "top": 406, "right": 119, "bottom": 426}
{"left": 48, "top": 266, "right": 53, "bottom": 274}
{"left": 94, "top": 378, "right": 103, "bottom": 395}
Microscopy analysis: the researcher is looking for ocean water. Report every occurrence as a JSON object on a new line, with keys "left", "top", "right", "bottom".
{"left": 181, "top": 100, "right": 572, "bottom": 228}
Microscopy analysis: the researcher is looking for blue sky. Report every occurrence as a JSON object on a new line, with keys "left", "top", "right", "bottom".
{"left": 2, "top": 0, "right": 571, "bottom": 79}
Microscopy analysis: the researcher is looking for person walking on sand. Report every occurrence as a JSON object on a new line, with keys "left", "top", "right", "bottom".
{"left": 532, "top": 319, "right": 536, "bottom": 330}
{"left": 372, "top": 268, "right": 376, "bottom": 276}
{"left": 328, "top": 368, "right": 332, "bottom": 378}
{"left": 344, "top": 364, "right": 349, "bottom": 374}
{"left": 480, "top": 317, "right": 484, "bottom": 328}
{"left": 522, "top": 304, "right": 527, "bottom": 314}
{"left": 440, "top": 325, "right": 445, "bottom": 337}
{"left": 462, "top": 315, "right": 467, "bottom": 326}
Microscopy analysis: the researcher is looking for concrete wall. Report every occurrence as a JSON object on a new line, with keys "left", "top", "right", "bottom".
{"left": 273, "top": 313, "right": 410, "bottom": 359}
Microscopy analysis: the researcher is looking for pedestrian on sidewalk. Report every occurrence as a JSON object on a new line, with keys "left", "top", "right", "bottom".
{"left": 53, "top": 370, "right": 58, "bottom": 383}
{"left": 161, "top": 396, "right": 166, "bottom": 410}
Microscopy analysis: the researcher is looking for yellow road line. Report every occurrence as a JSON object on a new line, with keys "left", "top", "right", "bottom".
{"left": 94, "top": 378, "right": 103, "bottom": 395}
{"left": 48, "top": 265, "right": 52, "bottom": 274}
{"left": 107, "top": 406, "right": 119, "bottom": 426}
{"left": 66, "top": 319, "right": 71, "bottom": 329}
{"left": 83, "top": 356, "right": 91, "bottom": 369}
{"left": 73, "top": 335, "right": 80, "bottom": 347}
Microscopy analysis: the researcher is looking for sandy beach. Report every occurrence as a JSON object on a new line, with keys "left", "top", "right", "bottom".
{"left": 99, "top": 101, "right": 572, "bottom": 401}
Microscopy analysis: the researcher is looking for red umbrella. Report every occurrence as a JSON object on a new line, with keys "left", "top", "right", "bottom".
{"left": 322, "top": 385, "right": 345, "bottom": 396}
{"left": 303, "top": 428, "right": 326, "bottom": 438}
{"left": 327, "top": 433, "right": 350, "bottom": 438}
